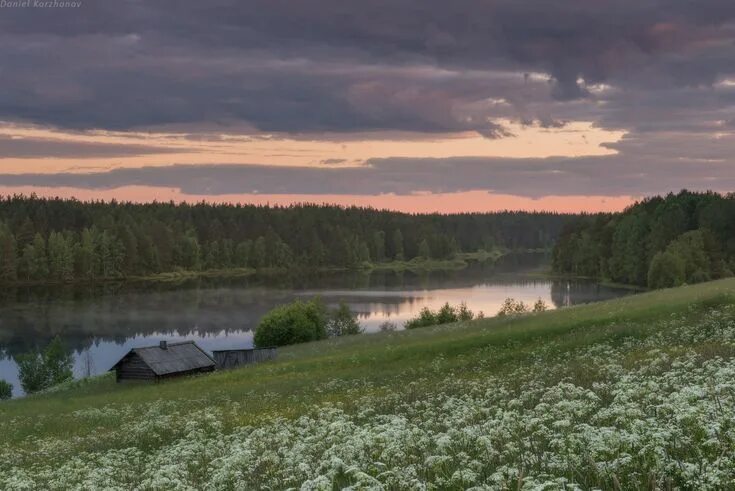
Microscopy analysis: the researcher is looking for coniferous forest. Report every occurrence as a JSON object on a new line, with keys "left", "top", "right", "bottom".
{"left": 0, "top": 195, "right": 573, "bottom": 284}
{"left": 552, "top": 191, "right": 735, "bottom": 288}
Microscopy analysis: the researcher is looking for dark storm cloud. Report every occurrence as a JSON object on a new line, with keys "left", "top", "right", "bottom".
{"left": 0, "top": 135, "right": 180, "bottom": 158}
{"left": 1, "top": 0, "right": 735, "bottom": 135}
{"left": 2, "top": 157, "right": 733, "bottom": 198}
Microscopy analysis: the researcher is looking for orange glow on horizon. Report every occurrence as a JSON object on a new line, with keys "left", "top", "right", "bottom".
{"left": 0, "top": 120, "right": 624, "bottom": 173}
{"left": 0, "top": 186, "right": 635, "bottom": 214}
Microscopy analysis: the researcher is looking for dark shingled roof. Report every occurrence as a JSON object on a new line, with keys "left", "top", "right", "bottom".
{"left": 111, "top": 341, "right": 215, "bottom": 375}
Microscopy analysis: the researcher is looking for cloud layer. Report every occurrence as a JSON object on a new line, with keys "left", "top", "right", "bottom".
{"left": 0, "top": 0, "right": 734, "bottom": 136}
{"left": 2, "top": 156, "right": 732, "bottom": 199}
{"left": 1, "top": 1, "right": 734, "bottom": 204}
{"left": 0, "top": 135, "right": 180, "bottom": 158}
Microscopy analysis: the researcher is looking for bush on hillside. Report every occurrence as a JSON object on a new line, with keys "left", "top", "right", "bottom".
{"left": 16, "top": 337, "right": 73, "bottom": 394}
{"left": 496, "top": 297, "right": 547, "bottom": 316}
{"left": 404, "top": 302, "right": 475, "bottom": 329}
{"left": 457, "top": 302, "right": 475, "bottom": 321}
{"left": 327, "top": 302, "right": 363, "bottom": 337}
{"left": 436, "top": 303, "right": 458, "bottom": 324}
{"left": 378, "top": 321, "right": 397, "bottom": 332}
{"left": 254, "top": 299, "right": 365, "bottom": 346}
{"left": 532, "top": 299, "right": 548, "bottom": 312}
{"left": 404, "top": 307, "right": 438, "bottom": 329}
{"left": 647, "top": 251, "right": 686, "bottom": 289}
{"left": 496, "top": 298, "right": 530, "bottom": 317}
{"left": 254, "top": 299, "right": 328, "bottom": 347}
{"left": 0, "top": 379, "right": 12, "bottom": 400}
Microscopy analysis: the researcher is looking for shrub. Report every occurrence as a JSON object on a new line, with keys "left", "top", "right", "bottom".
{"left": 457, "top": 302, "right": 475, "bottom": 321}
{"left": 647, "top": 251, "right": 686, "bottom": 289}
{"left": 497, "top": 298, "right": 530, "bottom": 317}
{"left": 405, "top": 303, "right": 475, "bottom": 329}
{"left": 17, "top": 353, "right": 47, "bottom": 394}
{"left": 17, "top": 337, "right": 73, "bottom": 394}
{"left": 689, "top": 269, "right": 711, "bottom": 284}
{"left": 436, "top": 303, "right": 458, "bottom": 324}
{"left": 532, "top": 299, "right": 548, "bottom": 312}
{"left": 404, "top": 307, "right": 438, "bottom": 329}
{"left": 378, "top": 321, "right": 397, "bottom": 332}
{"left": 327, "top": 302, "right": 363, "bottom": 336}
{"left": 44, "top": 337, "right": 74, "bottom": 386}
{"left": 254, "top": 299, "right": 328, "bottom": 347}
{"left": 0, "top": 379, "right": 11, "bottom": 400}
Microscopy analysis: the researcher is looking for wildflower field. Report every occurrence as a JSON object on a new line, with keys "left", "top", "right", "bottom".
{"left": 3, "top": 280, "right": 735, "bottom": 490}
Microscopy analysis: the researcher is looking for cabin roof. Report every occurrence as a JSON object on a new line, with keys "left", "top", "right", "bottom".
{"left": 111, "top": 341, "right": 215, "bottom": 376}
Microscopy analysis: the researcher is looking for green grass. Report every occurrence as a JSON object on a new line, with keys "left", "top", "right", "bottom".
{"left": 3, "top": 278, "right": 735, "bottom": 488}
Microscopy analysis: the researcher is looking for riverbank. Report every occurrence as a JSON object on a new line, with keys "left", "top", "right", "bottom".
{"left": 2, "top": 279, "right": 734, "bottom": 488}
{"left": 367, "top": 256, "right": 469, "bottom": 272}
{"left": 0, "top": 249, "right": 514, "bottom": 287}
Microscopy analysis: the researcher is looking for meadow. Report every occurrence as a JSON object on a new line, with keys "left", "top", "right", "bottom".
{"left": 2, "top": 279, "right": 735, "bottom": 489}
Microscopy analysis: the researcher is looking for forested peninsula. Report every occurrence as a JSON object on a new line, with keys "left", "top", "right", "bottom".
{"left": 0, "top": 195, "right": 572, "bottom": 285}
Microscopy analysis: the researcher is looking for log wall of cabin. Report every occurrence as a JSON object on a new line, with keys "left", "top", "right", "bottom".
{"left": 116, "top": 353, "right": 156, "bottom": 381}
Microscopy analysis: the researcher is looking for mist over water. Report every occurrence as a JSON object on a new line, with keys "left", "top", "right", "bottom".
{"left": 0, "top": 253, "right": 632, "bottom": 397}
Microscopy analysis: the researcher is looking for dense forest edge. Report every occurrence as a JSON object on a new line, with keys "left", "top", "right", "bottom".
{"left": 0, "top": 195, "right": 572, "bottom": 285}
{"left": 552, "top": 190, "right": 735, "bottom": 288}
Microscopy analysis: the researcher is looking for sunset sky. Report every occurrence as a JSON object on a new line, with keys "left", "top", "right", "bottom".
{"left": 1, "top": 1, "right": 734, "bottom": 213}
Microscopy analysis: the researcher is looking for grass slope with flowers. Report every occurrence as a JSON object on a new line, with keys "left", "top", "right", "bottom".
{"left": 3, "top": 279, "right": 735, "bottom": 489}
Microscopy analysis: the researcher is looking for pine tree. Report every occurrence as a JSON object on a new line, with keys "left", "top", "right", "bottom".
{"left": 308, "top": 231, "right": 326, "bottom": 266}
{"left": 21, "top": 233, "right": 48, "bottom": 280}
{"left": 204, "top": 241, "right": 221, "bottom": 269}
{"left": 74, "top": 228, "right": 96, "bottom": 280}
{"left": 357, "top": 241, "right": 371, "bottom": 264}
{"left": 221, "top": 239, "right": 234, "bottom": 268}
{"left": 392, "top": 229, "right": 404, "bottom": 261}
{"left": 47, "top": 231, "right": 73, "bottom": 281}
{"left": 137, "top": 234, "right": 160, "bottom": 273}
{"left": 0, "top": 225, "right": 17, "bottom": 282}
{"left": 116, "top": 224, "right": 139, "bottom": 275}
{"left": 178, "top": 233, "right": 202, "bottom": 270}
{"left": 15, "top": 217, "right": 35, "bottom": 251}
{"left": 418, "top": 238, "right": 431, "bottom": 259}
{"left": 234, "top": 240, "right": 252, "bottom": 267}
{"left": 372, "top": 230, "right": 386, "bottom": 262}
{"left": 250, "top": 237, "right": 267, "bottom": 268}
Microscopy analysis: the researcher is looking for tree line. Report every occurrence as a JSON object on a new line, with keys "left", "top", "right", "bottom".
{"left": 0, "top": 195, "right": 573, "bottom": 284}
{"left": 552, "top": 191, "right": 735, "bottom": 288}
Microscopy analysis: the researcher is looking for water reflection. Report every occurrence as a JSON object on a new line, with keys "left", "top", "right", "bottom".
{"left": 0, "top": 253, "right": 632, "bottom": 396}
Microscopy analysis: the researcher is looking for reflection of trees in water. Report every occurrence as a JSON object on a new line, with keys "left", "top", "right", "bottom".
{"left": 550, "top": 281, "right": 571, "bottom": 308}
{"left": 493, "top": 252, "right": 550, "bottom": 273}
{"left": 0, "top": 252, "right": 550, "bottom": 304}
{"left": 353, "top": 299, "right": 418, "bottom": 319}
{"left": 0, "top": 286, "right": 430, "bottom": 357}
{"left": 550, "top": 281, "right": 631, "bottom": 309}
{"left": 0, "top": 295, "right": 273, "bottom": 357}
{"left": 0, "top": 253, "right": 579, "bottom": 358}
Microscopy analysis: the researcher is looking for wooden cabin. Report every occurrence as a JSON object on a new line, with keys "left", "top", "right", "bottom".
{"left": 212, "top": 347, "right": 277, "bottom": 370}
{"left": 110, "top": 341, "right": 216, "bottom": 382}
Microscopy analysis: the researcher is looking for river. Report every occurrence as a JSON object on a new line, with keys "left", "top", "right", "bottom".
{"left": 0, "top": 253, "right": 633, "bottom": 397}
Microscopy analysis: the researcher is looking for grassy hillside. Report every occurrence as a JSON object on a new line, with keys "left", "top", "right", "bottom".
{"left": 3, "top": 280, "right": 735, "bottom": 489}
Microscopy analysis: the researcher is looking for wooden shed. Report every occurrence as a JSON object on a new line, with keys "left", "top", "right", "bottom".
{"left": 212, "top": 347, "right": 277, "bottom": 370}
{"left": 110, "top": 341, "right": 216, "bottom": 382}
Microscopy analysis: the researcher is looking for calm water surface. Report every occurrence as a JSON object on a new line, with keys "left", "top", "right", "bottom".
{"left": 0, "top": 254, "right": 633, "bottom": 396}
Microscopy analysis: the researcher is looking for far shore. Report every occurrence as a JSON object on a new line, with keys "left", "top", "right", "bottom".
{"left": 0, "top": 248, "right": 538, "bottom": 288}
